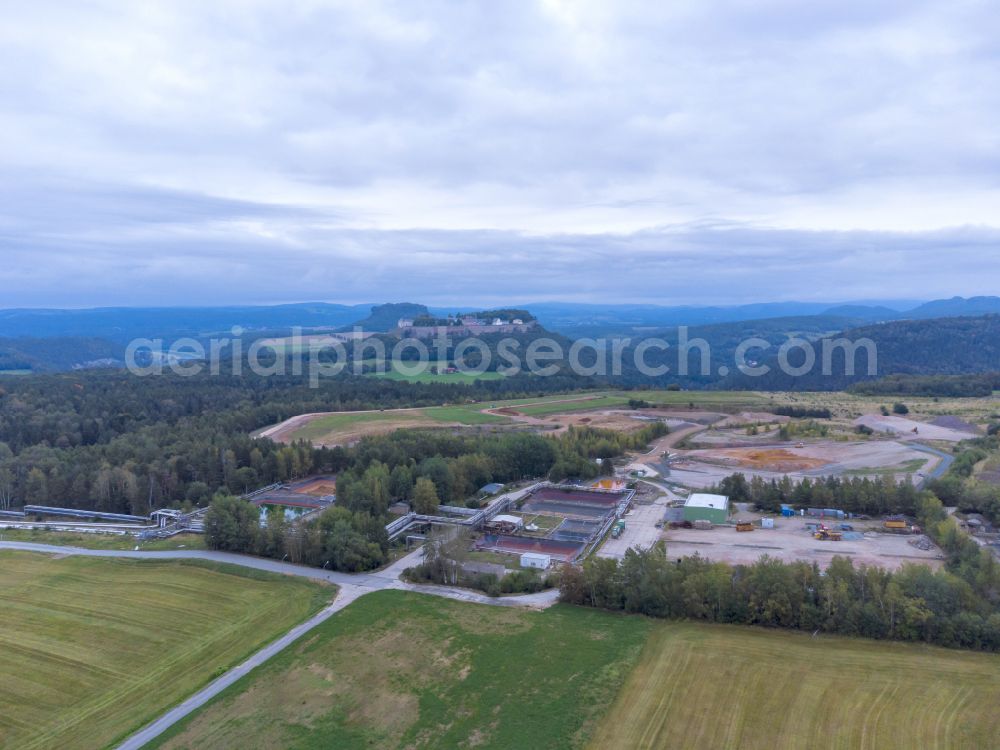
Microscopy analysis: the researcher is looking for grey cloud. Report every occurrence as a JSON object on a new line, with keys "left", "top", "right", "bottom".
{"left": 0, "top": 1, "right": 998, "bottom": 307}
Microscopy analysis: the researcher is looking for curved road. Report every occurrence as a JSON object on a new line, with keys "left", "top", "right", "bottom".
{"left": 0, "top": 542, "right": 558, "bottom": 749}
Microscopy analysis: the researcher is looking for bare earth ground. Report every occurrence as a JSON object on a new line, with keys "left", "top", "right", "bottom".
{"left": 854, "top": 414, "right": 979, "bottom": 442}
{"left": 664, "top": 439, "right": 939, "bottom": 487}
{"left": 661, "top": 520, "right": 944, "bottom": 571}
{"left": 718, "top": 410, "right": 792, "bottom": 426}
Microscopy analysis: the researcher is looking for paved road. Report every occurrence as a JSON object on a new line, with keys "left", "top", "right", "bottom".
{"left": 910, "top": 443, "right": 955, "bottom": 481}
{"left": 114, "top": 583, "right": 369, "bottom": 750}
{"left": 0, "top": 541, "right": 559, "bottom": 749}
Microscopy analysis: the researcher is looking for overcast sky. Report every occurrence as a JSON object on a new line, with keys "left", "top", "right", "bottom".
{"left": 2, "top": 0, "right": 998, "bottom": 308}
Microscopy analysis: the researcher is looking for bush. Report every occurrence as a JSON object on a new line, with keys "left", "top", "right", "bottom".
{"left": 469, "top": 573, "right": 501, "bottom": 597}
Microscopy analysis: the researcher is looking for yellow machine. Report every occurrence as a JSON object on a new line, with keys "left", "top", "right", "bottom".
{"left": 813, "top": 528, "right": 842, "bottom": 541}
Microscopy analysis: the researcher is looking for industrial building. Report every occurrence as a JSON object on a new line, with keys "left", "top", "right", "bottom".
{"left": 682, "top": 493, "right": 729, "bottom": 525}
{"left": 520, "top": 552, "right": 551, "bottom": 570}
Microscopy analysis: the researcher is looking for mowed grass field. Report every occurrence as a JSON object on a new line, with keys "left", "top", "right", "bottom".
{"left": 150, "top": 591, "right": 652, "bottom": 750}
{"left": 0, "top": 528, "right": 207, "bottom": 550}
{"left": 590, "top": 622, "right": 1000, "bottom": 750}
{"left": 287, "top": 405, "right": 509, "bottom": 443}
{"left": 276, "top": 391, "right": 766, "bottom": 444}
{"left": 144, "top": 591, "right": 1000, "bottom": 750}
{"left": 370, "top": 360, "right": 506, "bottom": 383}
{"left": 0, "top": 552, "right": 331, "bottom": 750}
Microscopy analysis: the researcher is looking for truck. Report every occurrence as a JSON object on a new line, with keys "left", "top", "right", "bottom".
{"left": 611, "top": 519, "right": 626, "bottom": 538}
{"left": 883, "top": 515, "right": 912, "bottom": 533}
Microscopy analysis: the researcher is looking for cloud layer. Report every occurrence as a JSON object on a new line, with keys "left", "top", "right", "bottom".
{"left": 1, "top": 1, "right": 998, "bottom": 306}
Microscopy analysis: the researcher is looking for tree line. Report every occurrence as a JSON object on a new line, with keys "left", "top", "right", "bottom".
{"left": 709, "top": 472, "right": 922, "bottom": 517}
{"left": 928, "top": 436, "right": 1000, "bottom": 525}
{"left": 204, "top": 421, "right": 668, "bottom": 572}
{"left": 561, "top": 492, "right": 1000, "bottom": 652}
{"left": 0, "top": 365, "right": 599, "bottom": 514}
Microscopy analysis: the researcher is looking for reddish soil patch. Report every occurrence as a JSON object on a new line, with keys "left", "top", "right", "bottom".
{"left": 714, "top": 448, "right": 829, "bottom": 472}
{"left": 295, "top": 479, "right": 337, "bottom": 496}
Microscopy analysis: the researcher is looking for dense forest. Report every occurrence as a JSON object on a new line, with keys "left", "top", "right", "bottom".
{"left": 848, "top": 373, "right": 1000, "bottom": 398}
{"left": 725, "top": 314, "right": 1000, "bottom": 391}
{"left": 561, "top": 493, "right": 1000, "bottom": 652}
{"left": 0, "top": 337, "right": 124, "bottom": 373}
{"left": 0, "top": 366, "right": 593, "bottom": 513}
{"left": 204, "top": 422, "right": 668, "bottom": 572}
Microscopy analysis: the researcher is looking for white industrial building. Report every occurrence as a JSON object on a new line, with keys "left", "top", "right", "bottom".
{"left": 520, "top": 552, "right": 551, "bottom": 570}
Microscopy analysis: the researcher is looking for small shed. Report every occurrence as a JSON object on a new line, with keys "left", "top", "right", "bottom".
{"left": 520, "top": 552, "right": 551, "bottom": 570}
{"left": 761, "top": 517, "right": 775, "bottom": 529}
{"left": 479, "top": 482, "right": 505, "bottom": 497}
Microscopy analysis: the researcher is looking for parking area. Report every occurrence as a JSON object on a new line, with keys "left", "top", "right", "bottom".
{"left": 662, "top": 519, "right": 945, "bottom": 571}
{"left": 598, "top": 495, "right": 669, "bottom": 560}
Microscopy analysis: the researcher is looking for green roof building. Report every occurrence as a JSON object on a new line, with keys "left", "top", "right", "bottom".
{"left": 682, "top": 493, "right": 729, "bottom": 525}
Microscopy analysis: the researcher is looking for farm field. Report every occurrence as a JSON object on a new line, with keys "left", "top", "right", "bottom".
{"left": 591, "top": 621, "right": 1000, "bottom": 750}
{"left": 0, "top": 528, "right": 207, "bottom": 550}
{"left": 370, "top": 359, "right": 505, "bottom": 383}
{"left": 0, "top": 552, "right": 331, "bottom": 750}
{"left": 150, "top": 590, "right": 652, "bottom": 750}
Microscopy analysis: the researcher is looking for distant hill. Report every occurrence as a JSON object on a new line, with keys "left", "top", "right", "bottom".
{"left": 905, "top": 296, "right": 1000, "bottom": 319}
{"left": 0, "top": 303, "right": 373, "bottom": 342}
{"left": 0, "top": 337, "right": 124, "bottom": 372}
{"left": 820, "top": 304, "right": 900, "bottom": 321}
{"left": 721, "top": 314, "right": 1000, "bottom": 391}
{"left": 345, "top": 303, "right": 429, "bottom": 331}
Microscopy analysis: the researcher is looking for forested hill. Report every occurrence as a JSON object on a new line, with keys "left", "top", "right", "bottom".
{"left": 0, "top": 303, "right": 372, "bottom": 341}
{"left": 0, "top": 337, "right": 124, "bottom": 373}
{"left": 344, "top": 302, "right": 428, "bottom": 331}
{"left": 723, "top": 314, "right": 1000, "bottom": 391}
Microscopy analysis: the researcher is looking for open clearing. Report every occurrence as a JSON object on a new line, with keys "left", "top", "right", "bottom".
{"left": 854, "top": 414, "right": 979, "bottom": 442}
{"left": 591, "top": 621, "right": 1000, "bottom": 750}
{"left": 150, "top": 590, "right": 651, "bottom": 750}
{"left": 260, "top": 390, "right": 998, "bottom": 449}
{"left": 371, "top": 360, "right": 505, "bottom": 383}
{"left": 261, "top": 406, "right": 509, "bottom": 445}
{"left": 662, "top": 520, "right": 943, "bottom": 570}
{"left": 664, "top": 440, "right": 939, "bottom": 487}
{"left": 0, "top": 552, "right": 330, "bottom": 750}
{"left": 262, "top": 391, "right": 768, "bottom": 446}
